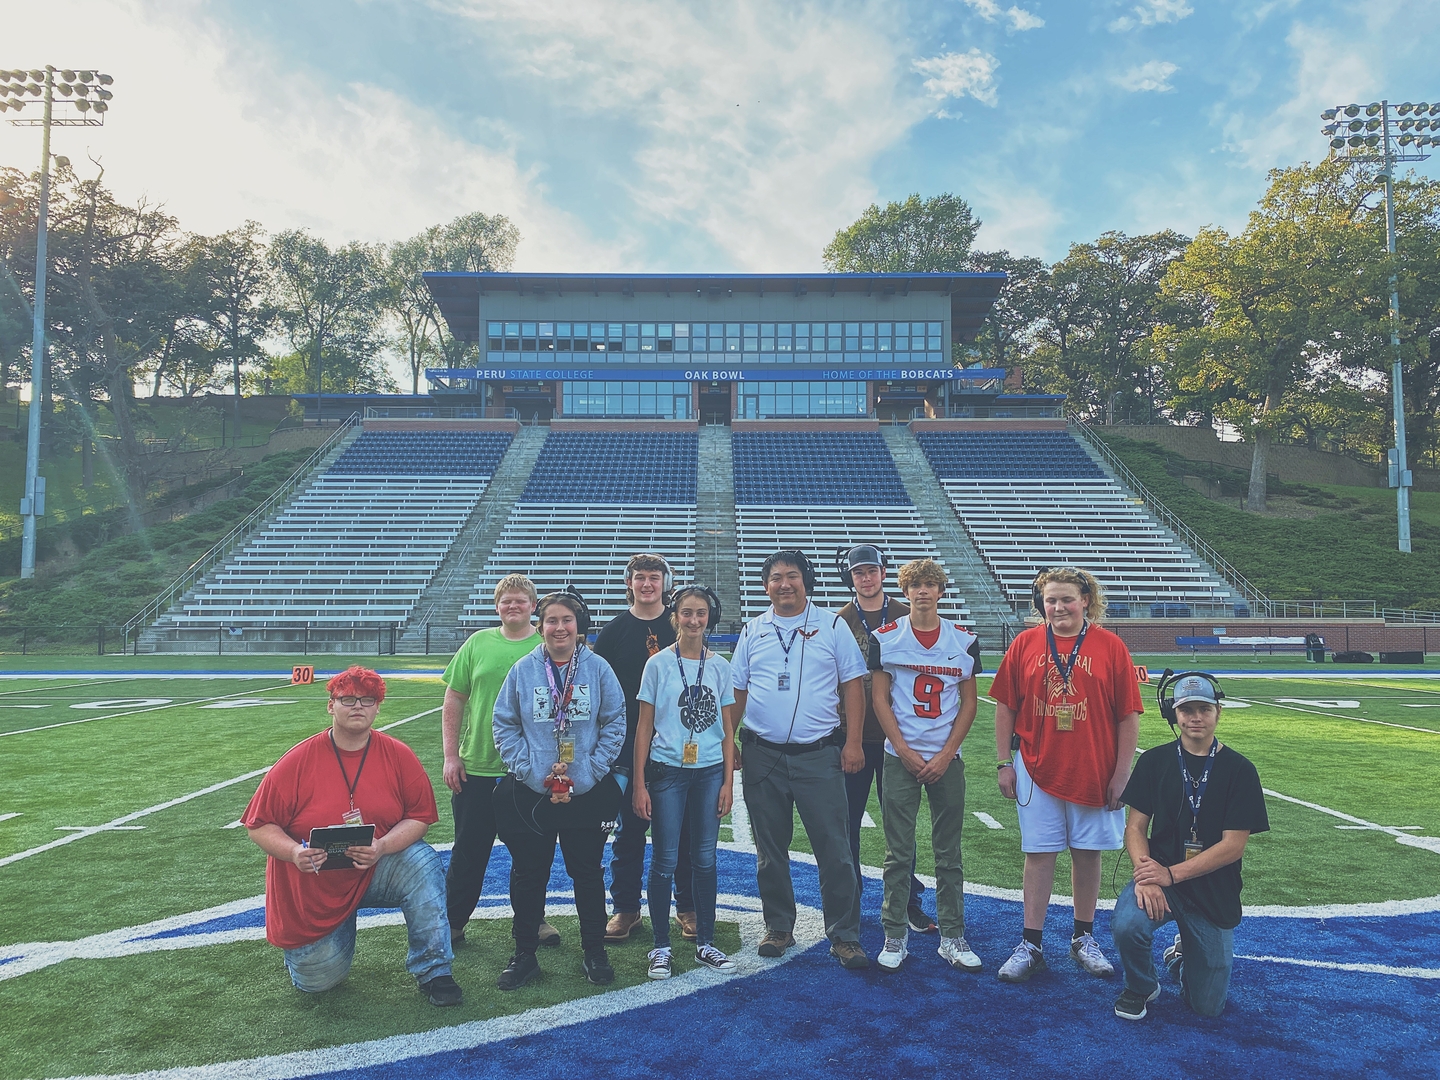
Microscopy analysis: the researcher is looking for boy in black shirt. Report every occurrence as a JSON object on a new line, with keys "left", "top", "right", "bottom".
{"left": 1112, "top": 673, "right": 1269, "bottom": 1020}
{"left": 595, "top": 553, "right": 694, "bottom": 942}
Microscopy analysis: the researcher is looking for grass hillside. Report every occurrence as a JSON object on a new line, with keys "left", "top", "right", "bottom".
{"left": 1097, "top": 432, "right": 1440, "bottom": 610}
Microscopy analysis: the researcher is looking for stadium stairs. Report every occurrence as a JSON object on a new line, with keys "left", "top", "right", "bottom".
{"left": 394, "top": 424, "right": 550, "bottom": 655}
{"left": 694, "top": 425, "right": 742, "bottom": 633}
{"left": 881, "top": 424, "right": 1017, "bottom": 648}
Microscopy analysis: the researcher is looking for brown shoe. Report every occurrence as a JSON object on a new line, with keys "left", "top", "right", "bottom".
{"left": 830, "top": 940, "right": 870, "bottom": 970}
{"left": 676, "top": 911, "right": 698, "bottom": 941}
{"left": 537, "top": 920, "right": 561, "bottom": 947}
{"left": 604, "top": 911, "right": 644, "bottom": 943}
{"left": 758, "top": 929, "right": 795, "bottom": 957}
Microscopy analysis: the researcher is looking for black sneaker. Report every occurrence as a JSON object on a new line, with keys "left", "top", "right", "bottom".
{"left": 497, "top": 950, "right": 540, "bottom": 991}
{"left": 583, "top": 947, "right": 615, "bottom": 985}
{"left": 419, "top": 973, "right": 464, "bottom": 1007}
{"left": 1114, "top": 985, "right": 1160, "bottom": 1021}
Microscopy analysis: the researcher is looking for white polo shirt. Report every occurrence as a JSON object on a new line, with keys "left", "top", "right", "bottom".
{"left": 731, "top": 602, "right": 868, "bottom": 745}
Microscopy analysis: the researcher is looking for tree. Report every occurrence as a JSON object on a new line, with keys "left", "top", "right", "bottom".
{"left": 425, "top": 212, "right": 520, "bottom": 369}
{"left": 1386, "top": 175, "right": 1440, "bottom": 470}
{"left": 191, "top": 222, "right": 274, "bottom": 440}
{"left": 385, "top": 231, "right": 440, "bottom": 395}
{"left": 267, "top": 230, "right": 387, "bottom": 416}
{"left": 963, "top": 249, "right": 1049, "bottom": 370}
{"left": 823, "top": 193, "right": 980, "bottom": 274}
{"left": 1159, "top": 161, "right": 1384, "bottom": 510}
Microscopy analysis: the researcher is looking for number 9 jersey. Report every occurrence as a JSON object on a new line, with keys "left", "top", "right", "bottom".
{"left": 867, "top": 617, "right": 982, "bottom": 759}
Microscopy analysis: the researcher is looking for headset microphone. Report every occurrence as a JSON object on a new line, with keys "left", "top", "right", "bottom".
{"left": 1155, "top": 668, "right": 1225, "bottom": 734}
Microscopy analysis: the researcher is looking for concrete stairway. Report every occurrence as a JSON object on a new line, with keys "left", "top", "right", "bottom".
{"left": 694, "top": 425, "right": 742, "bottom": 634}
{"left": 396, "top": 424, "right": 550, "bottom": 650}
{"left": 880, "top": 425, "right": 1018, "bottom": 649}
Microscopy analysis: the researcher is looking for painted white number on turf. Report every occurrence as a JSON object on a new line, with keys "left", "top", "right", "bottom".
{"left": 69, "top": 698, "right": 173, "bottom": 710}
{"left": 199, "top": 699, "right": 299, "bottom": 710}
{"left": 1276, "top": 699, "right": 1360, "bottom": 709}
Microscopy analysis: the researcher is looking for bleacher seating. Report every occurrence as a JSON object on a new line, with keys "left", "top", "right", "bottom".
{"left": 159, "top": 429, "right": 511, "bottom": 627}
{"left": 732, "top": 430, "right": 970, "bottom": 624}
{"left": 466, "top": 430, "right": 697, "bottom": 626}
{"left": 918, "top": 431, "right": 1235, "bottom": 612}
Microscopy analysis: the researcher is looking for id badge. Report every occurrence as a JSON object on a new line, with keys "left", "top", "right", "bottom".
{"left": 1184, "top": 840, "right": 1204, "bottom": 861}
{"left": 341, "top": 807, "right": 364, "bottom": 826}
{"left": 777, "top": 672, "right": 791, "bottom": 691}
{"left": 558, "top": 739, "right": 576, "bottom": 764}
{"left": 1054, "top": 704, "right": 1074, "bottom": 731}
{"left": 682, "top": 741, "right": 699, "bottom": 765}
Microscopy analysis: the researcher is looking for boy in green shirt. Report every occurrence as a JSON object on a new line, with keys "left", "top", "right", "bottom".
{"left": 443, "top": 573, "right": 558, "bottom": 946}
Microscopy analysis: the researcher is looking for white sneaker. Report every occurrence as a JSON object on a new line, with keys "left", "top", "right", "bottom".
{"left": 1070, "top": 932, "right": 1115, "bottom": 977}
{"left": 877, "top": 934, "right": 909, "bottom": 972}
{"left": 646, "top": 947, "right": 672, "bottom": 980}
{"left": 1162, "top": 933, "right": 1183, "bottom": 980}
{"left": 938, "top": 935, "right": 982, "bottom": 972}
{"left": 694, "top": 944, "right": 737, "bottom": 972}
{"left": 996, "top": 940, "right": 1046, "bottom": 983}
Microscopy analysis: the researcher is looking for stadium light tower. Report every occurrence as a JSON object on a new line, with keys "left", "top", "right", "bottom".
{"left": 1, "top": 66, "right": 113, "bottom": 578}
{"left": 1321, "top": 98, "right": 1437, "bottom": 554}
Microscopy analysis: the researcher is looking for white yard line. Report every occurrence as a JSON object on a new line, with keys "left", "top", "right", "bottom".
{"left": 1236, "top": 954, "right": 1440, "bottom": 980}
{"left": 0, "top": 683, "right": 297, "bottom": 739}
{"left": 1238, "top": 696, "right": 1439, "bottom": 734}
{"left": 0, "top": 767, "right": 272, "bottom": 869}
{"left": 377, "top": 706, "right": 442, "bottom": 731}
{"left": 973, "top": 811, "right": 1005, "bottom": 829}
{"left": 0, "top": 812, "right": 21, "bottom": 823}
{"left": 728, "top": 785, "right": 754, "bottom": 852}
{"left": 1263, "top": 787, "right": 1440, "bottom": 853}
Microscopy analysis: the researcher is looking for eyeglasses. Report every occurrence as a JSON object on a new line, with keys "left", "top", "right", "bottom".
{"left": 333, "top": 696, "right": 378, "bottom": 707}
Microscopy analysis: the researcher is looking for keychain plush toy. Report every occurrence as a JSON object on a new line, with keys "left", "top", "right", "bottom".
{"left": 544, "top": 762, "right": 574, "bottom": 804}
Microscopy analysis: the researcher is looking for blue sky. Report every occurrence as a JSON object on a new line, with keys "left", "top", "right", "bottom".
{"left": 5, "top": 0, "right": 1439, "bottom": 273}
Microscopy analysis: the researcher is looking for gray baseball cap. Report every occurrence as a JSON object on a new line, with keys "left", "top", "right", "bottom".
{"left": 1173, "top": 675, "right": 1221, "bottom": 708}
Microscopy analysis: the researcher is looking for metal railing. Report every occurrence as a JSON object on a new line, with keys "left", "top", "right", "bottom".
{"left": 123, "top": 412, "right": 362, "bottom": 637}
{"left": 363, "top": 406, "right": 518, "bottom": 420}
{"left": 1068, "top": 414, "right": 1272, "bottom": 614}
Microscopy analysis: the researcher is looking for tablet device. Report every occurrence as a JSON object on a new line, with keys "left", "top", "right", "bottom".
{"left": 307, "top": 824, "right": 376, "bottom": 870}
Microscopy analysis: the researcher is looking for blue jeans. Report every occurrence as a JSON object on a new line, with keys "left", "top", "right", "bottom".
{"left": 283, "top": 840, "right": 452, "bottom": 992}
{"left": 1111, "top": 880, "right": 1235, "bottom": 1017}
{"left": 647, "top": 763, "right": 724, "bottom": 949}
{"left": 846, "top": 742, "right": 924, "bottom": 910}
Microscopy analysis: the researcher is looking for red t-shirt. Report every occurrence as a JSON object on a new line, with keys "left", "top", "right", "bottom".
{"left": 242, "top": 729, "right": 439, "bottom": 949}
{"left": 990, "top": 623, "right": 1144, "bottom": 807}
{"left": 913, "top": 624, "right": 942, "bottom": 649}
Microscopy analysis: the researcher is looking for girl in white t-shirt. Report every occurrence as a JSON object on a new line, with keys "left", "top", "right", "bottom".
{"left": 633, "top": 585, "right": 738, "bottom": 979}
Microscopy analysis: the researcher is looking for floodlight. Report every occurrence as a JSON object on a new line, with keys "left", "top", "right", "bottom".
{"left": 1365, "top": 134, "right": 1381, "bottom": 146}
{"left": 53, "top": 154, "right": 69, "bottom": 168}
{"left": 1366, "top": 102, "right": 1382, "bottom": 116}
{"left": 1417, "top": 102, "right": 1432, "bottom": 113}
{"left": 1330, "top": 137, "right": 1347, "bottom": 149}
{"left": 78, "top": 70, "right": 93, "bottom": 81}
{"left": 1322, "top": 108, "right": 1338, "bottom": 120}
{"left": 0, "top": 102, "right": 8, "bottom": 113}
{"left": 1430, "top": 103, "right": 1440, "bottom": 115}
{"left": 1366, "top": 118, "right": 1381, "bottom": 131}
{"left": 1400, "top": 133, "right": 1415, "bottom": 145}
{"left": 93, "top": 100, "right": 107, "bottom": 113}
{"left": 1399, "top": 102, "right": 1414, "bottom": 115}
{"left": 60, "top": 69, "right": 75, "bottom": 81}
{"left": 26, "top": 82, "right": 41, "bottom": 95}
{"left": 74, "top": 83, "right": 88, "bottom": 96}
{"left": 96, "top": 88, "right": 112, "bottom": 100}
{"left": 73, "top": 97, "right": 90, "bottom": 112}
{"left": 1348, "top": 134, "right": 1364, "bottom": 147}
{"left": 1322, "top": 123, "right": 1338, "bottom": 135}
{"left": 97, "top": 73, "right": 112, "bottom": 85}
{"left": 1349, "top": 119, "right": 1363, "bottom": 132}
{"left": 27, "top": 70, "right": 42, "bottom": 81}
{"left": 57, "top": 83, "right": 72, "bottom": 96}
{"left": 1345, "top": 104, "right": 1361, "bottom": 117}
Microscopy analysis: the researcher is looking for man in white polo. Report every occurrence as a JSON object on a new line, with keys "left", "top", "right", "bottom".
{"left": 731, "top": 549, "right": 870, "bottom": 970}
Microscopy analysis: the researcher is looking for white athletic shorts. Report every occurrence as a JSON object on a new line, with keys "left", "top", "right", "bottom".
{"left": 1013, "top": 752, "right": 1124, "bottom": 853}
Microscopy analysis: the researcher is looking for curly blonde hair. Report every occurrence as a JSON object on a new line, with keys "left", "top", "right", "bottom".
{"left": 897, "top": 557, "right": 948, "bottom": 595}
{"left": 1032, "top": 567, "right": 1107, "bottom": 622}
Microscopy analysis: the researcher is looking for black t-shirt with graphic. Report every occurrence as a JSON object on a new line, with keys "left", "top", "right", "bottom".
{"left": 1122, "top": 742, "right": 1270, "bottom": 929}
{"left": 594, "top": 608, "right": 676, "bottom": 767}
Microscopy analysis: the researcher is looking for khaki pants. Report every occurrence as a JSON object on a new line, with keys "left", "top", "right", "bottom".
{"left": 880, "top": 754, "right": 967, "bottom": 939}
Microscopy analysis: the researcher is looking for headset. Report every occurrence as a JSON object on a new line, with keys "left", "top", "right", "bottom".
{"left": 834, "top": 543, "right": 888, "bottom": 592}
{"left": 1155, "top": 668, "right": 1225, "bottom": 731}
{"left": 538, "top": 586, "right": 593, "bottom": 636}
{"left": 1031, "top": 566, "right": 1095, "bottom": 615}
{"left": 625, "top": 553, "right": 674, "bottom": 603}
{"left": 670, "top": 583, "right": 723, "bottom": 632}
{"left": 761, "top": 548, "right": 817, "bottom": 594}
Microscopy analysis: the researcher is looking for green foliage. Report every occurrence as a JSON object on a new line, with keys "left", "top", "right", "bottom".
{"left": 823, "top": 192, "right": 979, "bottom": 273}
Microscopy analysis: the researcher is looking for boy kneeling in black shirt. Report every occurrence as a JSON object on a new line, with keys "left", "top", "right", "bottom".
{"left": 1112, "top": 673, "right": 1269, "bottom": 1020}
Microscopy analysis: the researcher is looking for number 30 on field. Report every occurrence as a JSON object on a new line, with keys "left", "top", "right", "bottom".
{"left": 291, "top": 665, "right": 315, "bottom": 685}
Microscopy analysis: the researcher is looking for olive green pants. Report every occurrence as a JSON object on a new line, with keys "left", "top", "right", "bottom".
{"left": 880, "top": 754, "right": 967, "bottom": 939}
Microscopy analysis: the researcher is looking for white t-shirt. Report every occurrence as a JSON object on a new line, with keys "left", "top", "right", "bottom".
{"left": 869, "top": 616, "right": 980, "bottom": 759}
{"left": 731, "top": 603, "right": 868, "bottom": 745}
{"left": 638, "top": 646, "right": 736, "bottom": 768}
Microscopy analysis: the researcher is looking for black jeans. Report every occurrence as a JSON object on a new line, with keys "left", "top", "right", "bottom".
{"left": 446, "top": 774, "right": 502, "bottom": 932}
{"left": 609, "top": 790, "right": 695, "bottom": 915}
{"left": 494, "top": 774, "right": 622, "bottom": 952}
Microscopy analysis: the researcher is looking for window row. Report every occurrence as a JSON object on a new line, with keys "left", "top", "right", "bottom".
{"left": 486, "top": 351, "right": 947, "bottom": 366}
{"left": 561, "top": 381, "right": 693, "bottom": 419}
{"left": 486, "top": 321, "right": 944, "bottom": 354}
{"left": 738, "top": 382, "right": 867, "bottom": 419}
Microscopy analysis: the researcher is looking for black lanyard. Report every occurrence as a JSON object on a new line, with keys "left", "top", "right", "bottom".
{"left": 855, "top": 597, "right": 889, "bottom": 637}
{"left": 1045, "top": 620, "right": 1089, "bottom": 694}
{"left": 1177, "top": 738, "right": 1218, "bottom": 842}
{"left": 328, "top": 731, "right": 371, "bottom": 811}
{"left": 673, "top": 646, "right": 708, "bottom": 734}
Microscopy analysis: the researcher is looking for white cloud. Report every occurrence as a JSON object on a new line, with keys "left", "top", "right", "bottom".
{"left": 1110, "top": 0, "right": 1193, "bottom": 32}
{"left": 962, "top": 0, "right": 1045, "bottom": 31}
{"left": 1114, "top": 60, "right": 1179, "bottom": 92}
{"left": 913, "top": 50, "right": 1001, "bottom": 107}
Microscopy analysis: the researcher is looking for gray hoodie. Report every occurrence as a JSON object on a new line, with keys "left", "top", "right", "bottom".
{"left": 492, "top": 644, "right": 626, "bottom": 795}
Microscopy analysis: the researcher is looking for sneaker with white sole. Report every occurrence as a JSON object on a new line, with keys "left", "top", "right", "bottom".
{"left": 1070, "top": 932, "right": 1115, "bottom": 977}
{"left": 694, "top": 944, "right": 737, "bottom": 972}
{"left": 877, "top": 934, "right": 909, "bottom": 972}
{"left": 646, "top": 947, "right": 672, "bottom": 980}
{"left": 938, "top": 936, "right": 982, "bottom": 972}
{"left": 996, "top": 940, "right": 1046, "bottom": 983}
{"left": 1114, "top": 984, "right": 1161, "bottom": 1020}
{"left": 1162, "top": 933, "right": 1183, "bottom": 980}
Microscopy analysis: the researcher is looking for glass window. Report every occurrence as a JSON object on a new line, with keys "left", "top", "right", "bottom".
{"left": 625, "top": 323, "right": 639, "bottom": 337}
{"left": 625, "top": 337, "right": 639, "bottom": 352}
{"left": 861, "top": 335, "right": 875, "bottom": 351}
{"left": 726, "top": 323, "right": 741, "bottom": 337}
{"left": 488, "top": 336, "right": 503, "bottom": 351}
{"left": 928, "top": 321, "right": 942, "bottom": 335}
{"left": 488, "top": 322, "right": 503, "bottom": 336}
{"left": 641, "top": 324, "right": 655, "bottom": 337}
{"left": 558, "top": 323, "right": 571, "bottom": 336}
{"left": 710, "top": 323, "right": 724, "bottom": 338}
{"left": 557, "top": 338, "right": 571, "bottom": 352}
{"left": 674, "top": 323, "right": 688, "bottom": 336}
{"left": 845, "top": 323, "right": 859, "bottom": 335}
{"left": 505, "top": 322, "right": 520, "bottom": 336}
{"left": 861, "top": 323, "right": 875, "bottom": 335}
{"left": 505, "top": 336, "right": 521, "bottom": 351}
{"left": 828, "top": 323, "right": 843, "bottom": 337}
{"left": 522, "top": 323, "right": 536, "bottom": 337}
{"left": 744, "top": 323, "right": 759, "bottom": 336}
{"left": 778, "top": 323, "right": 792, "bottom": 338}
{"left": 760, "top": 333, "right": 775, "bottom": 352}
{"left": 727, "top": 338, "right": 741, "bottom": 352}
{"left": 743, "top": 336, "right": 758, "bottom": 352}
{"left": 539, "top": 323, "right": 554, "bottom": 337}
{"left": 895, "top": 332, "right": 909, "bottom": 350}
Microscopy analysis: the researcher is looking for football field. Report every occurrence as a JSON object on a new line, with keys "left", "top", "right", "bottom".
{"left": 1, "top": 662, "right": 1437, "bottom": 1080}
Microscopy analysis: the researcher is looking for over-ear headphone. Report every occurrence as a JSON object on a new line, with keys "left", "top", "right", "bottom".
{"left": 671, "top": 584, "right": 722, "bottom": 631}
{"left": 626, "top": 553, "right": 674, "bottom": 601}
{"left": 761, "top": 549, "right": 816, "bottom": 593}
{"left": 539, "top": 586, "right": 593, "bottom": 636}
{"left": 1032, "top": 566, "right": 1093, "bottom": 614}
{"left": 1156, "top": 669, "right": 1225, "bottom": 729}
{"left": 835, "top": 543, "right": 888, "bottom": 591}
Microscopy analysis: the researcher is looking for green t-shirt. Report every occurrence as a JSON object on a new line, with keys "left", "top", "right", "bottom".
{"left": 444, "top": 627, "right": 541, "bottom": 775}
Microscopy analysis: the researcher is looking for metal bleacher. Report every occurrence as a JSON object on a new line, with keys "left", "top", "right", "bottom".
{"left": 160, "top": 430, "right": 512, "bottom": 627}
{"left": 916, "top": 430, "right": 1234, "bottom": 614}
{"left": 465, "top": 430, "right": 698, "bottom": 625}
{"left": 731, "top": 430, "right": 971, "bottom": 624}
